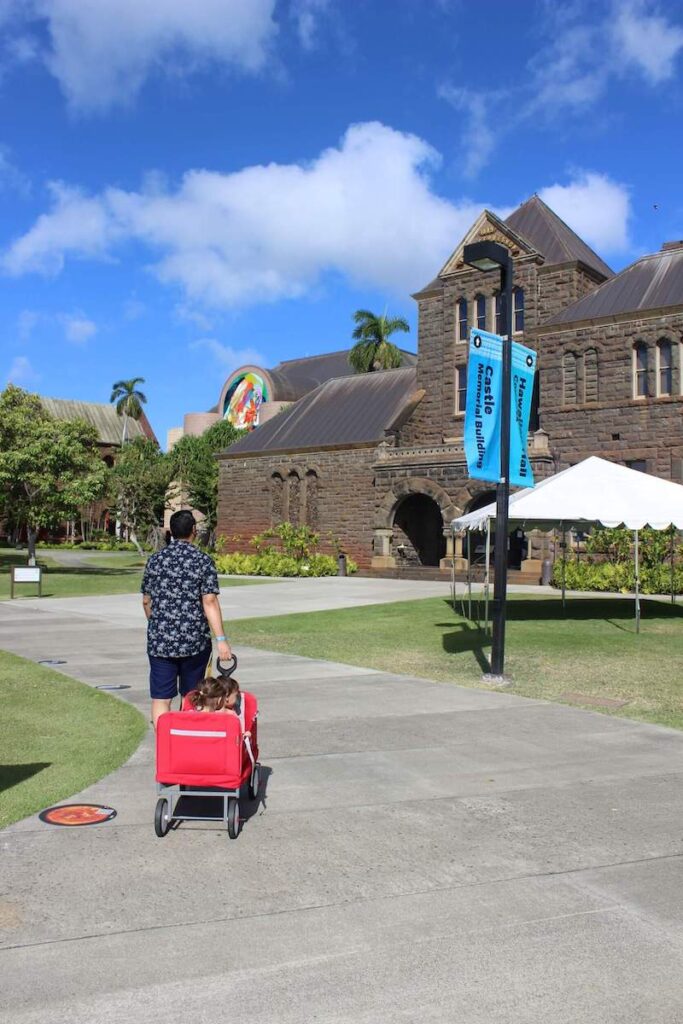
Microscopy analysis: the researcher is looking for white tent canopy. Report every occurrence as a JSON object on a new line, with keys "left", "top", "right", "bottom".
{"left": 452, "top": 456, "right": 683, "bottom": 533}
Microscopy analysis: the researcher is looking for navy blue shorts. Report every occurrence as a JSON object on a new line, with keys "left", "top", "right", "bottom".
{"left": 148, "top": 646, "right": 212, "bottom": 700}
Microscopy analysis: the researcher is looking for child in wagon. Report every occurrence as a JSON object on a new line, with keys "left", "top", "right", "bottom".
{"left": 186, "top": 677, "right": 250, "bottom": 737}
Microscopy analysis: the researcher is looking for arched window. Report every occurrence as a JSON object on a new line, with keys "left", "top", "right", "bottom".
{"left": 287, "top": 471, "right": 301, "bottom": 526}
{"left": 304, "top": 470, "right": 319, "bottom": 528}
{"left": 584, "top": 348, "right": 598, "bottom": 403}
{"left": 657, "top": 338, "right": 672, "bottom": 396}
{"left": 271, "top": 473, "right": 284, "bottom": 525}
{"left": 456, "top": 298, "right": 468, "bottom": 342}
{"left": 513, "top": 288, "right": 524, "bottom": 333}
{"left": 563, "top": 352, "right": 577, "bottom": 405}
{"left": 633, "top": 342, "right": 648, "bottom": 399}
{"left": 475, "top": 294, "right": 486, "bottom": 331}
{"left": 455, "top": 364, "right": 467, "bottom": 414}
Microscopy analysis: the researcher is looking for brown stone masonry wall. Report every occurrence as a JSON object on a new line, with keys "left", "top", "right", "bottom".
{"left": 216, "top": 446, "right": 378, "bottom": 566}
{"left": 535, "top": 312, "right": 683, "bottom": 476}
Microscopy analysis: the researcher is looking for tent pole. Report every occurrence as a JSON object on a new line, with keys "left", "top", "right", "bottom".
{"left": 671, "top": 528, "right": 675, "bottom": 606}
{"left": 561, "top": 528, "right": 566, "bottom": 611}
{"left": 451, "top": 528, "right": 456, "bottom": 614}
{"left": 484, "top": 518, "right": 491, "bottom": 636}
{"left": 467, "top": 544, "right": 472, "bottom": 621}
{"left": 634, "top": 529, "right": 641, "bottom": 634}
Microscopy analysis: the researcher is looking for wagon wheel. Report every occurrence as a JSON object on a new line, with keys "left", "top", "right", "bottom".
{"left": 154, "top": 797, "right": 171, "bottom": 838}
{"left": 249, "top": 763, "right": 261, "bottom": 801}
{"left": 227, "top": 797, "right": 241, "bottom": 839}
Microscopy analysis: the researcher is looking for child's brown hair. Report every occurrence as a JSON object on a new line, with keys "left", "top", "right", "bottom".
{"left": 190, "top": 675, "right": 239, "bottom": 712}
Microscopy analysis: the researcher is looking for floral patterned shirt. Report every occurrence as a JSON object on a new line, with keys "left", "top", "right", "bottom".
{"left": 141, "top": 541, "right": 219, "bottom": 657}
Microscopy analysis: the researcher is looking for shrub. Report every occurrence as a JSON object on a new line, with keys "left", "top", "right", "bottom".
{"left": 213, "top": 522, "right": 357, "bottom": 577}
{"left": 552, "top": 558, "right": 683, "bottom": 594}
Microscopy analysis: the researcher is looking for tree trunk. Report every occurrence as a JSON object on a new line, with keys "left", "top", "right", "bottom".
{"left": 129, "top": 530, "right": 144, "bottom": 556}
{"left": 27, "top": 527, "right": 37, "bottom": 565}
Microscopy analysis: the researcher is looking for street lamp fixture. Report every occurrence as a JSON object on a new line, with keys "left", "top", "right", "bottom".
{"left": 463, "top": 239, "right": 513, "bottom": 681}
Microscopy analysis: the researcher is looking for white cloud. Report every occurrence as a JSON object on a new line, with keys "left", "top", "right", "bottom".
{"left": 538, "top": 171, "right": 631, "bottom": 252}
{"left": 3, "top": 122, "right": 482, "bottom": 304}
{"left": 3, "top": 0, "right": 277, "bottom": 113}
{"left": 3, "top": 181, "right": 122, "bottom": 275}
{"left": 190, "top": 337, "right": 264, "bottom": 368}
{"left": 291, "top": 0, "right": 331, "bottom": 50}
{"left": 7, "top": 354, "right": 38, "bottom": 384}
{"left": 58, "top": 311, "right": 97, "bottom": 344}
{"left": 443, "top": 0, "right": 683, "bottom": 176}
{"left": 613, "top": 0, "right": 683, "bottom": 83}
{"left": 0, "top": 147, "right": 30, "bottom": 196}
{"left": 438, "top": 86, "right": 498, "bottom": 180}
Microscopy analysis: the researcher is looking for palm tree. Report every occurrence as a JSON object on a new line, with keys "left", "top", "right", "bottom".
{"left": 349, "top": 309, "right": 410, "bottom": 373}
{"left": 110, "top": 377, "right": 147, "bottom": 445}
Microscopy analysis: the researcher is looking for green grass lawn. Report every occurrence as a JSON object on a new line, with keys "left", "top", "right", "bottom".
{"left": 0, "top": 650, "right": 147, "bottom": 828}
{"left": 228, "top": 594, "right": 683, "bottom": 731}
{"left": 0, "top": 550, "right": 273, "bottom": 599}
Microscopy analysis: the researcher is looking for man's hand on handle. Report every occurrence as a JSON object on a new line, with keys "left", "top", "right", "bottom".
{"left": 216, "top": 638, "right": 232, "bottom": 662}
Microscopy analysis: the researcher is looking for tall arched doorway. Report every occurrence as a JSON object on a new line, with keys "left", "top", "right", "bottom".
{"left": 393, "top": 493, "right": 446, "bottom": 567}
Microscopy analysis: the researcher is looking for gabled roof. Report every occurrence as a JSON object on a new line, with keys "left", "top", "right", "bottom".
{"left": 505, "top": 196, "right": 613, "bottom": 281}
{"left": 543, "top": 244, "right": 683, "bottom": 327}
{"left": 39, "top": 397, "right": 154, "bottom": 445}
{"left": 414, "top": 196, "right": 612, "bottom": 298}
{"left": 221, "top": 367, "right": 421, "bottom": 456}
{"left": 265, "top": 348, "right": 417, "bottom": 402}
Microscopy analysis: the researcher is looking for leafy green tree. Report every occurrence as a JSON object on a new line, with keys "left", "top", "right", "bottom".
{"left": 0, "top": 385, "right": 108, "bottom": 561}
{"left": 168, "top": 419, "right": 245, "bottom": 532}
{"left": 110, "top": 377, "right": 147, "bottom": 444}
{"left": 109, "top": 436, "right": 172, "bottom": 553}
{"left": 349, "top": 309, "right": 410, "bottom": 373}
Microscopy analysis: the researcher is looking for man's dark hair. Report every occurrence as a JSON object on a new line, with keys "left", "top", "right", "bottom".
{"left": 169, "top": 510, "right": 196, "bottom": 539}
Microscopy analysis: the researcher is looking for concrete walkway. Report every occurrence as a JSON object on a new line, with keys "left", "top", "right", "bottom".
{"left": 1, "top": 580, "right": 683, "bottom": 1022}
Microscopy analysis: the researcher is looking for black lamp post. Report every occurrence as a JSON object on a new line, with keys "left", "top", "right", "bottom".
{"left": 462, "top": 240, "right": 513, "bottom": 680}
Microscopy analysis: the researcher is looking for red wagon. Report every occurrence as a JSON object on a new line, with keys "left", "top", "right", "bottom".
{"left": 154, "top": 656, "right": 260, "bottom": 839}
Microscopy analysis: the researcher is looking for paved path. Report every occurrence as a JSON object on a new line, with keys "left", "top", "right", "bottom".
{"left": 1, "top": 580, "right": 683, "bottom": 1023}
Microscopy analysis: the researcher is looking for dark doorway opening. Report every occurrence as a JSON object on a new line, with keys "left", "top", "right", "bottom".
{"left": 393, "top": 494, "right": 446, "bottom": 567}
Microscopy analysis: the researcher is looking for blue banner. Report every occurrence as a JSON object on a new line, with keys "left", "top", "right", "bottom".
{"left": 510, "top": 340, "right": 537, "bottom": 487}
{"left": 464, "top": 329, "right": 537, "bottom": 488}
{"left": 464, "top": 329, "right": 503, "bottom": 484}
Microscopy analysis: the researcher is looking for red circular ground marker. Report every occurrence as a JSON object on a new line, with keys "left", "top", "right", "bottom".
{"left": 39, "top": 804, "right": 117, "bottom": 827}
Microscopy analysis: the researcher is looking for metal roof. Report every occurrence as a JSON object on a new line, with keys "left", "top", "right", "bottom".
{"left": 222, "top": 367, "right": 420, "bottom": 456}
{"left": 265, "top": 348, "right": 417, "bottom": 402}
{"left": 505, "top": 196, "right": 613, "bottom": 280}
{"left": 544, "top": 245, "right": 683, "bottom": 327}
{"left": 39, "top": 397, "right": 150, "bottom": 445}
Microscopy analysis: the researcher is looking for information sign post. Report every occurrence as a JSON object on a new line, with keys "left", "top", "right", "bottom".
{"left": 10, "top": 566, "right": 42, "bottom": 599}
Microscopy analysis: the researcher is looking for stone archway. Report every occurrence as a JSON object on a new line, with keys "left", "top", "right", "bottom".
{"left": 372, "top": 477, "right": 460, "bottom": 570}
{"left": 393, "top": 493, "right": 446, "bottom": 566}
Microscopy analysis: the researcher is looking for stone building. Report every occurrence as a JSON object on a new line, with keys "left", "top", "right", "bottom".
{"left": 216, "top": 196, "right": 683, "bottom": 578}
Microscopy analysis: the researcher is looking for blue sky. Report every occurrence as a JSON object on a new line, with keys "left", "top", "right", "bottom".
{"left": 1, "top": 0, "right": 683, "bottom": 444}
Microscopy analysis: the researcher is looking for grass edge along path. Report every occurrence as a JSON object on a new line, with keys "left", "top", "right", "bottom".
{"left": 0, "top": 651, "right": 147, "bottom": 828}
{"left": 227, "top": 594, "right": 683, "bottom": 732}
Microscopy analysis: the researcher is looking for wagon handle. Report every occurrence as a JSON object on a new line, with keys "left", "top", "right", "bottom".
{"left": 215, "top": 654, "right": 238, "bottom": 678}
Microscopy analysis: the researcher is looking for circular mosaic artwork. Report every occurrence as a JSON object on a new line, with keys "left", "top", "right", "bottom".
{"left": 39, "top": 804, "right": 117, "bottom": 827}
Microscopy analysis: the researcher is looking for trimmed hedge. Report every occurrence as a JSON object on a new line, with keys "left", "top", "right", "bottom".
{"left": 214, "top": 551, "right": 358, "bottom": 577}
{"left": 552, "top": 559, "right": 683, "bottom": 594}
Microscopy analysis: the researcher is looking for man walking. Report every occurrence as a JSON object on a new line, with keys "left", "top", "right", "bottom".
{"left": 142, "top": 510, "right": 231, "bottom": 728}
